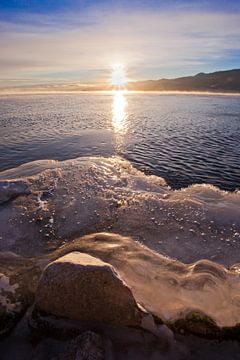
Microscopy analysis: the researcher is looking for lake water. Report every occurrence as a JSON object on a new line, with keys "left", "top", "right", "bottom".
{"left": 0, "top": 92, "right": 239, "bottom": 191}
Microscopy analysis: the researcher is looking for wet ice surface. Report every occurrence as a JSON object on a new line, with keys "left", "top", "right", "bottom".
{"left": 0, "top": 156, "right": 240, "bottom": 328}
{"left": 0, "top": 156, "right": 240, "bottom": 358}
{"left": 0, "top": 156, "right": 239, "bottom": 265}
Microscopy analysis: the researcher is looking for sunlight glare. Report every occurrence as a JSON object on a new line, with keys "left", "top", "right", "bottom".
{"left": 112, "top": 90, "right": 128, "bottom": 133}
{"left": 111, "top": 64, "right": 127, "bottom": 86}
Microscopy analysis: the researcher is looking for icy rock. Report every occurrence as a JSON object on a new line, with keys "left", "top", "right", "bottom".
{"left": 0, "top": 180, "right": 29, "bottom": 205}
{"left": 32, "top": 252, "right": 143, "bottom": 327}
{"left": 169, "top": 311, "right": 220, "bottom": 338}
{"left": 169, "top": 311, "right": 240, "bottom": 339}
{"left": 0, "top": 252, "right": 42, "bottom": 336}
{"left": 0, "top": 273, "right": 27, "bottom": 336}
{"left": 51, "top": 331, "right": 104, "bottom": 360}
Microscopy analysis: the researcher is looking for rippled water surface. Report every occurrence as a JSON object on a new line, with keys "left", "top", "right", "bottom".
{"left": 0, "top": 92, "right": 239, "bottom": 190}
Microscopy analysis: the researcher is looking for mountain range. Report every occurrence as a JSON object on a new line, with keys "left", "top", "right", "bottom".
{"left": 128, "top": 69, "right": 240, "bottom": 93}
{"left": 1, "top": 69, "right": 240, "bottom": 94}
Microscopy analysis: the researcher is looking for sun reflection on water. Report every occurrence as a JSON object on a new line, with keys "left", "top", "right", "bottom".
{"left": 112, "top": 90, "right": 128, "bottom": 134}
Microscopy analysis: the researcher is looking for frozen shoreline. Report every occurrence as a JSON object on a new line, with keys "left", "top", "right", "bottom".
{"left": 0, "top": 155, "right": 240, "bottom": 358}
{"left": 0, "top": 155, "right": 239, "bottom": 264}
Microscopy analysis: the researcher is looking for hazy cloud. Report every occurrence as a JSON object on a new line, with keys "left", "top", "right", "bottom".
{"left": 0, "top": 8, "right": 239, "bottom": 85}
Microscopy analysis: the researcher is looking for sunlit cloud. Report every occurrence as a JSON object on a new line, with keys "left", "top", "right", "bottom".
{"left": 0, "top": 7, "right": 239, "bottom": 86}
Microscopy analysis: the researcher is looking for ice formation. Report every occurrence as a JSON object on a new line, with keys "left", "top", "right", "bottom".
{"left": 0, "top": 156, "right": 240, "bottom": 327}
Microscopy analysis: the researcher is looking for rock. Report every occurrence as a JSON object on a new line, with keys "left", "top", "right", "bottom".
{"left": 74, "top": 332, "right": 104, "bottom": 360}
{"left": 51, "top": 331, "right": 104, "bottom": 360}
{"left": 169, "top": 311, "right": 224, "bottom": 338}
{"left": 0, "top": 180, "right": 29, "bottom": 205}
{"left": 31, "top": 252, "right": 143, "bottom": 328}
{"left": 0, "top": 252, "right": 42, "bottom": 336}
{"left": 169, "top": 311, "right": 240, "bottom": 339}
{"left": 0, "top": 273, "right": 25, "bottom": 335}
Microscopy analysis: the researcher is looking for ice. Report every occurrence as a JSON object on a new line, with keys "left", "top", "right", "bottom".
{"left": 0, "top": 156, "right": 240, "bottom": 327}
{"left": 0, "top": 156, "right": 239, "bottom": 264}
{"left": 50, "top": 232, "right": 240, "bottom": 328}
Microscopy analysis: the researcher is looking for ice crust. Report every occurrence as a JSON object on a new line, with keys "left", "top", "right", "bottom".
{"left": 0, "top": 156, "right": 240, "bottom": 327}
{"left": 0, "top": 156, "right": 239, "bottom": 264}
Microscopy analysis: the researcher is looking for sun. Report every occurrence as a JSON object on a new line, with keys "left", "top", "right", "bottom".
{"left": 111, "top": 63, "right": 127, "bottom": 87}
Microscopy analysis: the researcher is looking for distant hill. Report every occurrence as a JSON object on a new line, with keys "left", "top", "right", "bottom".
{"left": 1, "top": 69, "right": 240, "bottom": 94}
{"left": 128, "top": 69, "right": 240, "bottom": 93}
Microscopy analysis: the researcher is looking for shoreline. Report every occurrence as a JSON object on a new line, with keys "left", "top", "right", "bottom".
{"left": 0, "top": 155, "right": 240, "bottom": 358}
{"left": 0, "top": 155, "right": 239, "bottom": 265}
{"left": 1, "top": 90, "right": 240, "bottom": 96}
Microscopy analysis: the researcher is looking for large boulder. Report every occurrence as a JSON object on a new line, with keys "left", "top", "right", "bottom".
{"left": 32, "top": 252, "right": 143, "bottom": 328}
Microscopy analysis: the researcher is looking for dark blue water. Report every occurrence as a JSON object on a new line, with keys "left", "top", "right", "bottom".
{"left": 0, "top": 92, "right": 239, "bottom": 191}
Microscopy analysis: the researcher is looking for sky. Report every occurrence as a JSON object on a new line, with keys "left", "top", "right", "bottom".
{"left": 0, "top": 0, "right": 240, "bottom": 87}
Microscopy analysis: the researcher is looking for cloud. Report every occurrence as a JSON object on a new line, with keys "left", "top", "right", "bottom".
{"left": 0, "top": 7, "right": 240, "bottom": 85}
